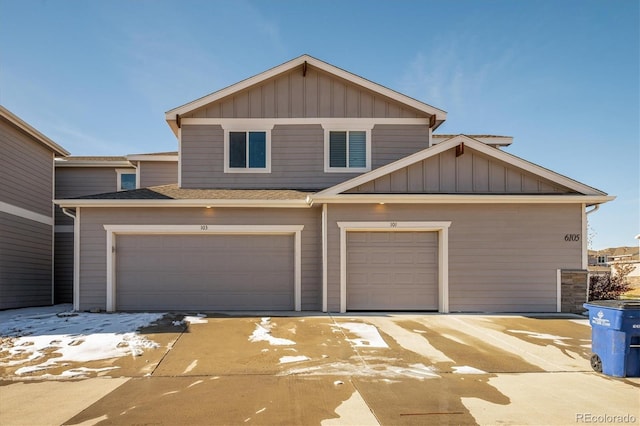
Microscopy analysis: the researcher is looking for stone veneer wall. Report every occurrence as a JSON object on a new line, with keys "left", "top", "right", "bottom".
{"left": 561, "top": 269, "right": 588, "bottom": 314}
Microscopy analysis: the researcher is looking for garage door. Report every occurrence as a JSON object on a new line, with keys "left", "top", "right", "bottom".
{"left": 346, "top": 231, "right": 438, "bottom": 310}
{"left": 115, "top": 234, "right": 294, "bottom": 311}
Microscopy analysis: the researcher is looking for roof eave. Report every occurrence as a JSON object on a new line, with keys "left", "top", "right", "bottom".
{"left": 0, "top": 106, "right": 70, "bottom": 156}
{"left": 164, "top": 54, "right": 447, "bottom": 137}
{"left": 55, "top": 160, "right": 134, "bottom": 168}
{"left": 312, "top": 194, "right": 616, "bottom": 205}
{"left": 54, "top": 199, "right": 312, "bottom": 208}
{"left": 126, "top": 154, "right": 178, "bottom": 162}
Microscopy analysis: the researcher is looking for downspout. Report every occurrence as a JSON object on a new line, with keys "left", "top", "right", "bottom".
{"left": 585, "top": 204, "right": 599, "bottom": 216}
{"left": 61, "top": 208, "right": 80, "bottom": 311}
{"left": 584, "top": 204, "right": 600, "bottom": 268}
{"left": 322, "top": 203, "right": 327, "bottom": 312}
{"left": 132, "top": 161, "right": 140, "bottom": 189}
{"left": 583, "top": 204, "right": 601, "bottom": 303}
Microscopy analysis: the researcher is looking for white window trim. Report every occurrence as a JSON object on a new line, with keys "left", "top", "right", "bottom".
{"left": 115, "top": 168, "right": 137, "bottom": 191}
{"left": 103, "top": 224, "right": 304, "bottom": 312}
{"left": 323, "top": 124, "right": 373, "bottom": 173}
{"left": 223, "top": 125, "right": 273, "bottom": 174}
{"left": 336, "top": 221, "right": 451, "bottom": 313}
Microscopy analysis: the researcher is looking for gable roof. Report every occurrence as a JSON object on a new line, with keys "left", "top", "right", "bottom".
{"left": 165, "top": 54, "right": 447, "bottom": 135}
{"left": 0, "top": 105, "right": 69, "bottom": 156}
{"left": 314, "top": 135, "right": 611, "bottom": 202}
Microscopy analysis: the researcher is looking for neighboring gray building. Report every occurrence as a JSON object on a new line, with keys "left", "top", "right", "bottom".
{"left": 55, "top": 55, "right": 614, "bottom": 313}
{"left": 0, "top": 106, "right": 69, "bottom": 310}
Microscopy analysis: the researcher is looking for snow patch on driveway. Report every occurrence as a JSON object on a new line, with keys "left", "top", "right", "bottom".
{"left": 0, "top": 306, "right": 164, "bottom": 376}
{"left": 249, "top": 318, "right": 295, "bottom": 346}
{"left": 336, "top": 322, "right": 389, "bottom": 348}
{"left": 279, "top": 355, "right": 310, "bottom": 364}
{"left": 452, "top": 365, "right": 487, "bottom": 374}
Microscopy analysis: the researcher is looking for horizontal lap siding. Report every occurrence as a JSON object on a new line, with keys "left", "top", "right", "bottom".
{"left": 139, "top": 161, "right": 178, "bottom": 187}
{"left": 78, "top": 207, "right": 321, "bottom": 311}
{"left": 371, "top": 125, "right": 430, "bottom": 169}
{"left": 55, "top": 167, "right": 127, "bottom": 226}
{"left": 0, "top": 212, "right": 52, "bottom": 309}
{"left": 0, "top": 119, "right": 53, "bottom": 216}
{"left": 181, "top": 124, "right": 430, "bottom": 190}
{"left": 54, "top": 167, "right": 126, "bottom": 301}
{"left": 54, "top": 232, "right": 73, "bottom": 303}
{"left": 326, "top": 203, "right": 583, "bottom": 313}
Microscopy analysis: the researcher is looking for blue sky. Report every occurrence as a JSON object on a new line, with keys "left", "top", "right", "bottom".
{"left": 0, "top": 0, "right": 638, "bottom": 250}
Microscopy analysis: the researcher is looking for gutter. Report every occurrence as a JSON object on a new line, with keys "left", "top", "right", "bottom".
{"left": 311, "top": 194, "right": 616, "bottom": 205}
{"left": 54, "top": 199, "right": 313, "bottom": 209}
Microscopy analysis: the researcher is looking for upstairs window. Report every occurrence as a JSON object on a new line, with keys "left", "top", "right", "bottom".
{"left": 224, "top": 130, "right": 271, "bottom": 173}
{"left": 116, "top": 169, "right": 137, "bottom": 191}
{"left": 324, "top": 128, "right": 371, "bottom": 172}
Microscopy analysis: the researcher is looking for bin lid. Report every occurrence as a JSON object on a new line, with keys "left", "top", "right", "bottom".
{"left": 584, "top": 299, "right": 640, "bottom": 310}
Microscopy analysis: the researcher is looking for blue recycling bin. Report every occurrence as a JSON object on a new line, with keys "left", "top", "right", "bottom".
{"left": 583, "top": 300, "right": 640, "bottom": 377}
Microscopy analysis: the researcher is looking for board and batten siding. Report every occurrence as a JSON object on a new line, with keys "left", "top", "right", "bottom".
{"left": 138, "top": 161, "right": 178, "bottom": 188}
{"left": 0, "top": 212, "right": 53, "bottom": 309}
{"left": 77, "top": 207, "right": 321, "bottom": 311}
{"left": 180, "top": 124, "right": 430, "bottom": 189}
{"left": 183, "top": 66, "right": 425, "bottom": 120}
{"left": 0, "top": 118, "right": 53, "bottom": 217}
{"left": 326, "top": 203, "right": 583, "bottom": 313}
{"left": 348, "top": 146, "right": 576, "bottom": 194}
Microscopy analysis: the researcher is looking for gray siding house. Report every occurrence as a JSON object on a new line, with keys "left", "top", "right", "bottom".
{"left": 55, "top": 55, "right": 613, "bottom": 313}
{"left": 1, "top": 106, "right": 69, "bottom": 310}
{"left": 54, "top": 153, "right": 177, "bottom": 303}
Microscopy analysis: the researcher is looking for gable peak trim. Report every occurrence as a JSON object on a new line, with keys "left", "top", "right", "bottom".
{"left": 316, "top": 135, "right": 607, "bottom": 197}
{"left": 165, "top": 54, "right": 447, "bottom": 136}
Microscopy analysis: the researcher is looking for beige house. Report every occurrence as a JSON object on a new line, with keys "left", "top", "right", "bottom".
{"left": 1, "top": 106, "right": 69, "bottom": 309}
{"left": 55, "top": 55, "right": 614, "bottom": 313}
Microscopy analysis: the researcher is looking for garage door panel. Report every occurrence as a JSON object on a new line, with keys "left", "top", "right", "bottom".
{"left": 347, "top": 231, "right": 438, "bottom": 311}
{"left": 116, "top": 234, "right": 294, "bottom": 311}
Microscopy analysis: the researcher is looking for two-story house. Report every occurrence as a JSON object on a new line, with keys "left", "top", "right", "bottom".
{"left": 53, "top": 152, "right": 178, "bottom": 304}
{"left": 1, "top": 106, "right": 69, "bottom": 310}
{"left": 55, "top": 55, "right": 613, "bottom": 313}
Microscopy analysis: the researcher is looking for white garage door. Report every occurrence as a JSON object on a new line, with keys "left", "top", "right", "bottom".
{"left": 346, "top": 231, "right": 438, "bottom": 311}
{"left": 115, "top": 234, "right": 294, "bottom": 311}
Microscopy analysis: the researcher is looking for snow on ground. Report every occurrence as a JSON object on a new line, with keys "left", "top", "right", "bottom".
{"left": 279, "top": 355, "right": 310, "bottom": 364}
{"left": 507, "top": 330, "right": 572, "bottom": 346}
{"left": 336, "top": 322, "right": 389, "bottom": 348}
{"left": 452, "top": 366, "right": 487, "bottom": 374}
{"left": 0, "top": 305, "right": 165, "bottom": 377}
{"left": 249, "top": 318, "right": 296, "bottom": 346}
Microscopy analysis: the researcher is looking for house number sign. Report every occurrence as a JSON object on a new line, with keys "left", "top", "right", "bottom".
{"left": 200, "top": 225, "right": 208, "bottom": 231}
{"left": 564, "top": 234, "right": 580, "bottom": 242}
{"left": 390, "top": 222, "right": 398, "bottom": 228}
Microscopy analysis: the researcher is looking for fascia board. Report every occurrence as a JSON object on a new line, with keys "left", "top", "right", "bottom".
{"left": 465, "top": 138, "right": 608, "bottom": 196}
{"left": 316, "top": 136, "right": 462, "bottom": 196}
{"left": 55, "top": 161, "right": 134, "bottom": 168}
{"left": 126, "top": 155, "right": 178, "bottom": 162}
{"left": 53, "top": 199, "right": 312, "bottom": 208}
{"left": 311, "top": 194, "right": 616, "bottom": 205}
{"left": 166, "top": 55, "right": 311, "bottom": 118}
{"left": 318, "top": 135, "right": 608, "bottom": 197}
{"left": 165, "top": 55, "right": 447, "bottom": 122}
{"left": 0, "top": 106, "right": 70, "bottom": 156}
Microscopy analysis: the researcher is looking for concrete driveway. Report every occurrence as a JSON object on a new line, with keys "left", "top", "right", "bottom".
{"left": 1, "top": 312, "right": 639, "bottom": 425}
